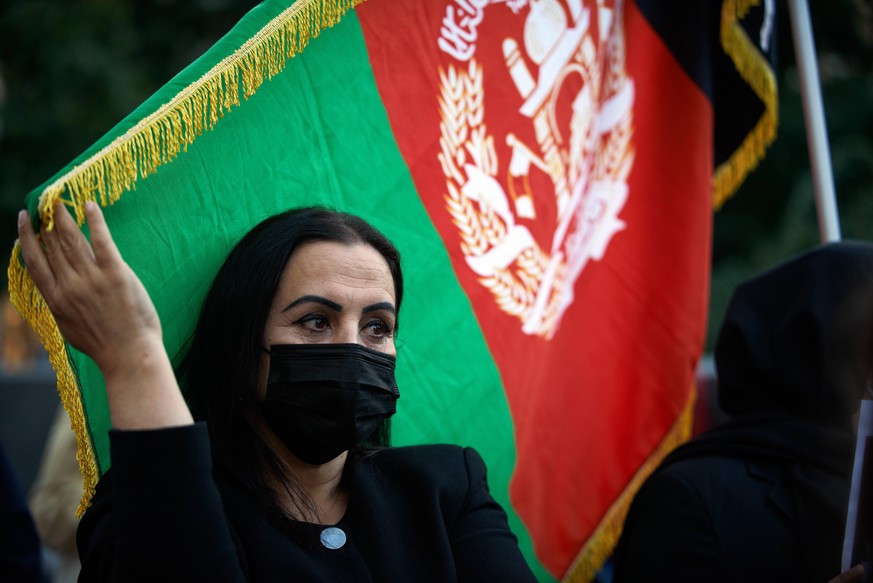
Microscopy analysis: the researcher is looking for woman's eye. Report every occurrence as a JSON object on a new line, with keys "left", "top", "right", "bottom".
{"left": 364, "top": 319, "right": 394, "bottom": 339}
{"left": 297, "top": 314, "right": 329, "bottom": 331}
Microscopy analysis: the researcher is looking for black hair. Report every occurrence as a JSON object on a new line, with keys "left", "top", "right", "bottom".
{"left": 176, "top": 206, "right": 403, "bottom": 523}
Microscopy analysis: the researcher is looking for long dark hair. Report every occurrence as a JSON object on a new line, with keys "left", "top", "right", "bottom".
{"left": 176, "top": 206, "right": 403, "bottom": 522}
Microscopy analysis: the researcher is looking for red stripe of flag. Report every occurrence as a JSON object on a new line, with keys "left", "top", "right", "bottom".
{"left": 359, "top": 0, "right": 736, "bottom": 577}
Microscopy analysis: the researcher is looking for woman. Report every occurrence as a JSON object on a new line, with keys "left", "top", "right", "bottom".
{"left": 17, "top": 202, "right": 536, "bottom": 582}
{"left": 612, "top": 241, "right": 873, "bottom": 583}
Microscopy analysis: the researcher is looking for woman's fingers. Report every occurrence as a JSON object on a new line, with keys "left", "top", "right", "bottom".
{"left": 828, "top": 564, "right": 865, "bottom": 583}
{"left": 84, "top": 201, "right": 123, "bottom": 269}
{"left": 18, "top": 201, "right": 113, "bottom": 314}
{"left": 40, "top": 202, "right": 94, "bottom": 276}
{"left": 17, "top": 209, "right": 58, "bottom": 298}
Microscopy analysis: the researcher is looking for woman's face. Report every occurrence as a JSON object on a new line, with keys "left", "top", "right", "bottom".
{"left": 257, "top": 241, "right": 397, "bottom": 395}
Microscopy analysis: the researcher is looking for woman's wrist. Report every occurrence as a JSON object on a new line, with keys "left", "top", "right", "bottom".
{"left": 93, "top": 330, "right": 164, "bottom": 378}
{"left": 102, "top": 337, "right": 193, "bottom": 430}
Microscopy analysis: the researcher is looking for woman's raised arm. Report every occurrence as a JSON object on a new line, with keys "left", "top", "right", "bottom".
{"left": 17, "top": 201, "right": 192, "bottom": 430}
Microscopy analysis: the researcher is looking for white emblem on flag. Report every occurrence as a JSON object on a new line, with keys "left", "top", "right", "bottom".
{"left": 439, "top": 0, "right": 634, "bottom": 339}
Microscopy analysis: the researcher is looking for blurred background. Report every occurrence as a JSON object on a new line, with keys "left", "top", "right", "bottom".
{"left": 0, "top": 0, "right": 871, "bottom": 578}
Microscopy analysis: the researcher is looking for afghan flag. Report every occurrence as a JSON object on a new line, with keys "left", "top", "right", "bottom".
{"left": 9, "top": 0, "right": 776, "bottom": 580}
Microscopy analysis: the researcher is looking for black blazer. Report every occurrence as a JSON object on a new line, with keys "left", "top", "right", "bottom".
{"left": 77, "top": 423, "right": 536, "bottom": 582}
{"left": 612, "top": 454, "right": 847, "bottom": 583}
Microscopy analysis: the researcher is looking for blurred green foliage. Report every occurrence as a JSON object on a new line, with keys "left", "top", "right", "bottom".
{"left": 711, "top": 0, "right": 873, "bottom": 348}
{"left": 0, "top": 0, "right": 871, "bottom": 350}
{"left": 0, "top": 0, "right": 254, "bottom": 257}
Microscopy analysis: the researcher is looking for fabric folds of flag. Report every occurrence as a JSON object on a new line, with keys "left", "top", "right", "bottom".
{"left": 8, "top": 0, "right": 776, "bottom": 581}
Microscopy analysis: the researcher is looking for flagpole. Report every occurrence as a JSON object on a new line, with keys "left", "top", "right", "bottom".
{"left": 787, "top": 0, "right": 841, "bottom": 243}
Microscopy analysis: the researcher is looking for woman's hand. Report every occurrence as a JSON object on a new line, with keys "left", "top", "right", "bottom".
{"left": 828, "top": 564, "right": 865, "bottom": 583}
{"left": 17, "top": 201, "right": 192, "bottom": 429}
{"left": 18, "top": 202, "right": 160, "bottom": 375}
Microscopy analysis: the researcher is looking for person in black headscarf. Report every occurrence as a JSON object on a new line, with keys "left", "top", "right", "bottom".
{"left": 612, "top": 241, "right": 873, "bottom": 583}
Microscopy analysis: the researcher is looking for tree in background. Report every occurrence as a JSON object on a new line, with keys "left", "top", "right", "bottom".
{"left": 711, "top": 0, "right": 873, "bottom": 348}
{"left": 0, "top": 0, "right": 253, "bottom": 265}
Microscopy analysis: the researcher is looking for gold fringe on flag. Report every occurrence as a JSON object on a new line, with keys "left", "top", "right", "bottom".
{"left": 562, "top": 389, "right": 696, "bottom": 583}
{"left": 7, "top": 245, "right": 99, "bottom": 517}
{"left": 7, "top": 0, "right": 364, "bottom": 517}
{"left": 713, "top": 0, "right": 779, "bottom": 208}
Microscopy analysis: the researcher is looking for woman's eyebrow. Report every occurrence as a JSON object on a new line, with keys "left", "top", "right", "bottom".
{"left": 362, "top": 302, "right": 396, "bottom": 316}
{"left": 282, "top": 295, "right": 343, "bottom": 313}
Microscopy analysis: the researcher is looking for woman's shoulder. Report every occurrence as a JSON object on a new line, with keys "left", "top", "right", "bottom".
{"left": 373, "top": 443, "right": 465, "bottom": 458}
{"left": 369, "top": 443, "right": 484, "bottom": 466}
{"left": 352, "top": 445, "right": 496, "bottom": 531}
{"left": 359, "top": 444, "right": 488, "bottom": 488}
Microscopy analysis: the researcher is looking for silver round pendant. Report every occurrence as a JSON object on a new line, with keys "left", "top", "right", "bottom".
{"left": 320, "top": 526, "right": 347, "bottom": 550}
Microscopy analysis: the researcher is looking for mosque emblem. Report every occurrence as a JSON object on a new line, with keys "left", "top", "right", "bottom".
{"left": 438, "top": 0, "right": 635, "bottom": 338}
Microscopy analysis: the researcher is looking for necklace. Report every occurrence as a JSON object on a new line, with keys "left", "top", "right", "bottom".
{"left": 320, "top": 526, "right": 347, "bottom": 550}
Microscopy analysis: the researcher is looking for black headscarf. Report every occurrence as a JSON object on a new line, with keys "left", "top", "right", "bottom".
{"left": 658, "top": 241, "right": 873, "bottom": 580}
{"left": 715, "top": 240, "right": 873, "bottom": 426}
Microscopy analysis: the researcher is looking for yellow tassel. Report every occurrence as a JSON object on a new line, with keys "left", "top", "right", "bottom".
{"left": 562, "top": 389, "right": 697, "bottom": 582}
{"left": 7, "top": 243, "right": 99, "bottom": 517}
{"left": 713, "top": 0, "right": 779, "bottom": 209}
{"left": 9, "top": 0, "right": 365, "bottom": 516}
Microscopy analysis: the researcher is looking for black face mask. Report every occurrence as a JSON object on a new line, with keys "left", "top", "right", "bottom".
{"left": 260, "top": 343, "right": 399, "bottom": 465}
